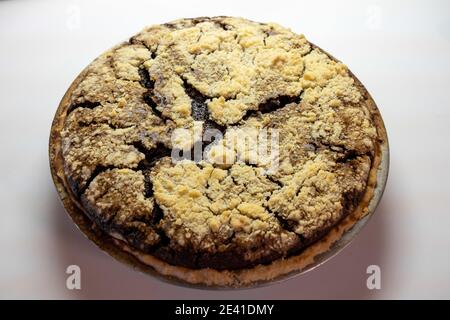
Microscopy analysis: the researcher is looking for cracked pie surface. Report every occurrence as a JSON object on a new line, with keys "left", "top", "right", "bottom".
{"left": 50, "top": 17, "right": 387, "bottom": 286}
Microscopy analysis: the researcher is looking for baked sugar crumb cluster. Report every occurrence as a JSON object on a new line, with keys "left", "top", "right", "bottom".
{"left": 60, "top": 17, "right": 378, "bottom": 269}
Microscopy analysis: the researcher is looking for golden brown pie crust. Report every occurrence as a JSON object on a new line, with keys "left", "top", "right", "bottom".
{"left": 49, "top": 17, "right": 388, "bottom": 288}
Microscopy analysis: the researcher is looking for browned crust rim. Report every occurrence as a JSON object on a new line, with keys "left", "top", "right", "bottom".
{"left": 49, "top": 34, "right": 389, "bottom": 288}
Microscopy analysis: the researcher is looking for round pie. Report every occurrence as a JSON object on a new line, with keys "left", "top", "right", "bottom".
{"left": 49, "top": 17, "right": 388, "bottom": 287}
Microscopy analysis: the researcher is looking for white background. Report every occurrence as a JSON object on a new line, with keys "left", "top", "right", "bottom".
{"left": 1, "top": 0, "right": 449, "bottom": 299}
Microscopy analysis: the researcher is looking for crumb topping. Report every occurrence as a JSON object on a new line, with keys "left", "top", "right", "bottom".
{"left": 82, "top": 168, "right": 160, "bottom": 251}
{"left": 60, "top": 17, "right": 378, "bottom": 269}
{"left": 151, "top": 159, "right": 298, "bottom": 262}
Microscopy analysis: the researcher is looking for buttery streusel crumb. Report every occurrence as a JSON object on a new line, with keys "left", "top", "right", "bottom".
{"left": 59, "top": 17, "right": 378, "bottom": 270}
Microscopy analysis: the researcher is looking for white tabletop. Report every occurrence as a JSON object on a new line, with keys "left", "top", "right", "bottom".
{"left": 1, "top": 0, "right": 449, "bottom": 299}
